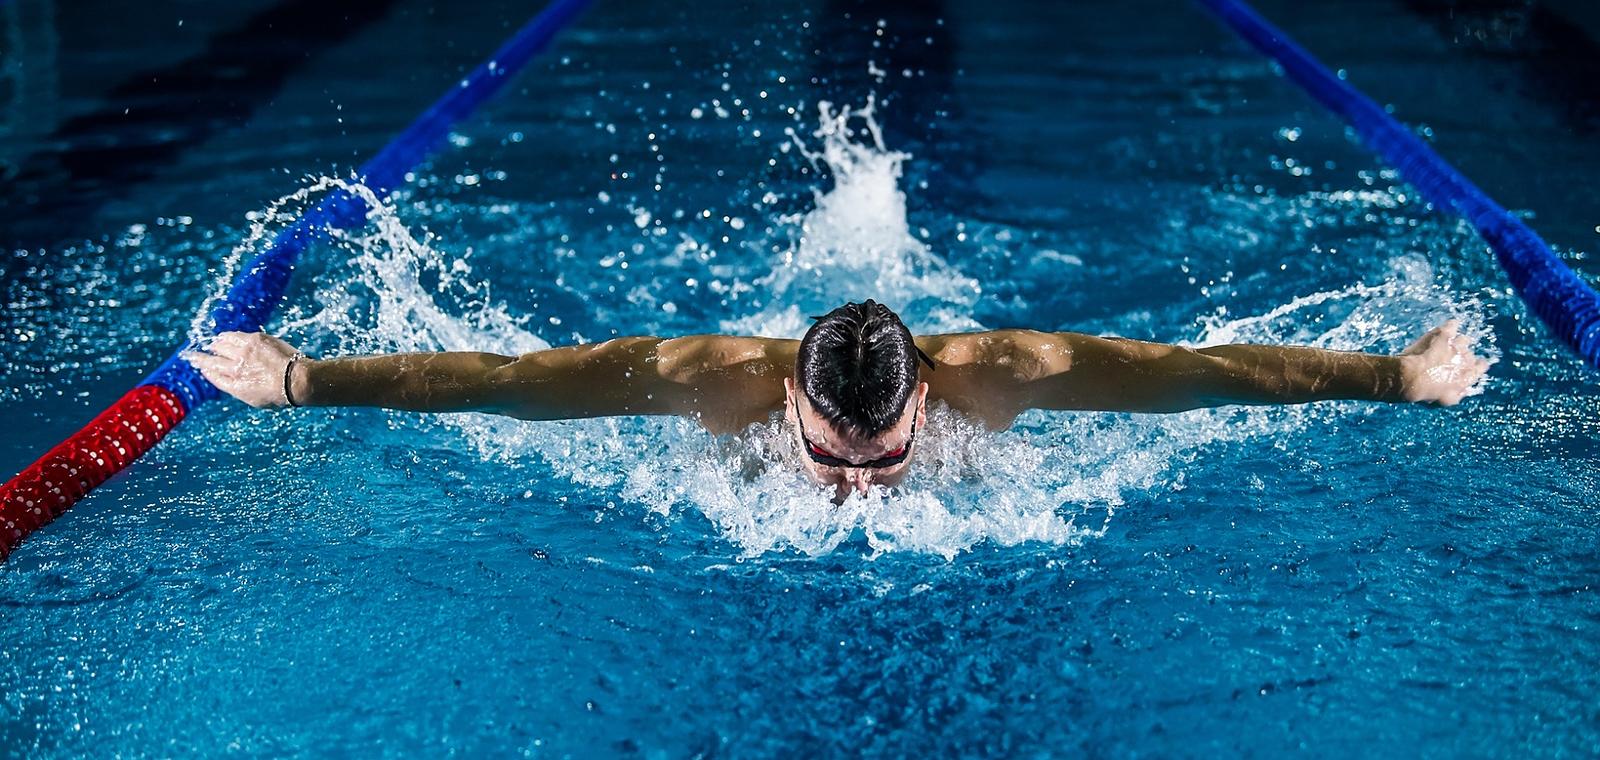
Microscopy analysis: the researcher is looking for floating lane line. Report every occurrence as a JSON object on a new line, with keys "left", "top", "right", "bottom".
{"left": 1195, "top": 0, "right": 1600, "bottom": 369}
{"left": 1, "top": 0, "right": 593, "bottom": 560}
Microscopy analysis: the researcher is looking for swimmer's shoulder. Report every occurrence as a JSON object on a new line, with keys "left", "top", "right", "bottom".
{"left": 655, "top": 334, "right": 796, "bottom": 382}
{"left": 655, "top": 334, "right": 795, "bottom": 434}
{"left": 918, "top": 329, "right": 1072, "bottom": 379}
{"left": 916, "top": 329, "right": 1078, "bottom": 429}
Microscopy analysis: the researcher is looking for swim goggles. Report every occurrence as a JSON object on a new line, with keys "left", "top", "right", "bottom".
{"left": 789, "top": 394, "right": 919, "bottom": 469}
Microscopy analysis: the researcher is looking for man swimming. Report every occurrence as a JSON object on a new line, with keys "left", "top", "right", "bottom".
{"left": 188, "top": 300, "right": 1488, "bottom": 501}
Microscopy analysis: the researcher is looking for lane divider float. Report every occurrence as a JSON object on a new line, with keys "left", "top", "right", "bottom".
{"left": 1, "top": 0, "right": 593, "bottom": 559}
{"left": 1196, "top": 0, "right": 1600, "bottom": 366}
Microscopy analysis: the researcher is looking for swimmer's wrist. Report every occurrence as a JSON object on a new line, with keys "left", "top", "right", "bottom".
{"left": 1395, "top": 354, "right": 1424, "bottom": 403}
{"left": 289, "top": 357, "right": 318, "bottom": 407}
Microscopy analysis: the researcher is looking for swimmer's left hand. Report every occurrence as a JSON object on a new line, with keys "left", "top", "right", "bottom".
{"left": 1398, "top": 319, "right": 1490, "bottom": 406}
{"left": 183, "top": 331, "right": 307, "bottom": 408}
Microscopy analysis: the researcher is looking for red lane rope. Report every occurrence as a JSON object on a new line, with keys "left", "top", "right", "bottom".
{"left": 0, "top": 385, "right": 186, "bottom": 559}
{"left": 0, "top": 0, "right": 592, "bottom": 561}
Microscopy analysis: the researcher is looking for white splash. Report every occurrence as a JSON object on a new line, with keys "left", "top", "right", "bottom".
{"left": 722, "top": 97, "right": 982, "bottom": 337}
{"left": 189, "top": 175, "right": 347, "bottom": 344}
{"left": 219, "top": 103, "right": 1491, "bottom": 560}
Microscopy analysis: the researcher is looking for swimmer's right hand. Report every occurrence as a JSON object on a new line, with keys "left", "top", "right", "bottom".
{"left": 1398, "top": 319, "right": 1490, "bottom": 406}
{"left": 184, "top": 331, "right": 309, "bottom": 408}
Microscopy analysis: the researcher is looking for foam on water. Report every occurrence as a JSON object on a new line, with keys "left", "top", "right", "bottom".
{"left": 195, "top": 103, "right": 1491, "bottom": 559}
{"left": 192, "top": 177, "right": 546, "bottom": 359}
{"left": 721, "top": 98, "right": 984, "bottom": 337}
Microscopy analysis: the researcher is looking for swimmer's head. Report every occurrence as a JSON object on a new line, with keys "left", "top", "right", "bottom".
{"left": 785, "top": 300, "right": 933, "bottom": 500}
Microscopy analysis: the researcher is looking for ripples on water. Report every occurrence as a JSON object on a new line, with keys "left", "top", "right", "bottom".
{"left": 159, "top": 99, "right": 1490, "bottom": 561}
{"left": 4, "top": 6, "right": 1597, "bottom": 754}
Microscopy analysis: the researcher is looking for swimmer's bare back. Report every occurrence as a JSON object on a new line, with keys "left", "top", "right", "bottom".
{"left": 189, "top": 321, "right": 1487, "bottom": 433}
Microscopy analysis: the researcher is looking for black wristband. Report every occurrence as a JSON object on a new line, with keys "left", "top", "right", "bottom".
{"left": 284, "top": 353, "right": 305, "bottom": 407}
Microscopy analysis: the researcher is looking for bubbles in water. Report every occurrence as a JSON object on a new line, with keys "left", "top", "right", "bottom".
{"left": 722, "top": 96, "right": 982, "bottom": 337}
{"left": 193, "top": 177, "right": 545, "bottom": 357}
{"left": 193, "top": 100, "right": 1493, "bottom": 560}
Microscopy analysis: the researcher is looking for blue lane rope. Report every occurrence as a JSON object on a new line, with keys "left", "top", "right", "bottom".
{"left": 144, "top": 0, "right": 593, "bottom": 409}
{"left": 2, "top": 0, "right": 590, "bottom": 559}
{"left": 1195, "top": 0, "right": 1600, "bottom": 367}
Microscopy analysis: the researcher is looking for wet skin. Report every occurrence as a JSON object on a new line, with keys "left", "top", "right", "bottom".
{"left": 783, "top": 375, "right": 927, "bottom": 501}
{"left": 188, "top": 321, "right": 1489, "bottom": 498}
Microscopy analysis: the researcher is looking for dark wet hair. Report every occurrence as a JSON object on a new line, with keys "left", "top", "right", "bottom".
{"left": 795, "top": 300, "right": 935, "bottom": 439}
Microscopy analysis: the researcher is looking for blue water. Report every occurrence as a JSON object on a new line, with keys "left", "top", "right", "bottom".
{"left": 5, "top": 0, "right": 1600, "bottom": 755}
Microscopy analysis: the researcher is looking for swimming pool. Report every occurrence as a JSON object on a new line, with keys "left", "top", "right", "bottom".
{"left": 4, "top": 0, "right": 1600, "bottom": 754}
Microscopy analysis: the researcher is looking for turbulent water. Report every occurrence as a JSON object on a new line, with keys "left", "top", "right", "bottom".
{"left": 5, "top": 1, "right": 1596, "bottom": 755}
{"left": 179, "top": 100, "right": 1493, "bottom": 561}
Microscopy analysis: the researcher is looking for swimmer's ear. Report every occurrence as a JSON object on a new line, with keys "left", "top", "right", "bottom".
{"left": 783, "top": 376, "right": 797, "bottom": 418}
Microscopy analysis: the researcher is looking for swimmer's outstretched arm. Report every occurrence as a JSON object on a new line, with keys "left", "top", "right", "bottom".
{"left": 940, "top": 320, "right": 1489, "bottom": 417}
{"left": 187, "top": 332, "right": 790, "bottom": 429}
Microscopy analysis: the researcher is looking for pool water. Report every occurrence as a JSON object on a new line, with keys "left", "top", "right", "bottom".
{"left": 4, "top": 0, "right": 1600, "bottom": 754}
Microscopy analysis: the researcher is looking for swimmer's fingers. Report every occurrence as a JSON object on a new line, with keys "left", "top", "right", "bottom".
{"left": 205, "top": 331, "right": 259, "bottom": 361}
{"left": 185, "top": 351, "right": 248, "bottom": 399}
{"left": 206, "top": 329, "right": 275, "bottom": 363}
{"left": 183, "top": 343, "right": 282, "bottom": 408}
{"left": 211, "top": 330, "right": 302, "bottom": 365}
{"left": 183, "top": 348, "right": 232, "bottom": 379}
{"left": 1398, "top": 318, "right": 1491, "bottom": 406}
{"left": 1463, "top": 356, "right": 1491, "bottom": 389}
{"left": 1402, "top": 319, "right": 1464, "bottom": 357}
{"left": 1446, "top": 329, "right": 1490, "bottom": 381}
{"left": 1434, "top": 355, "right": 1491, "bottom": 407}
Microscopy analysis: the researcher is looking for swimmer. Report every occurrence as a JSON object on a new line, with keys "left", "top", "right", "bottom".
{"left": 188, "top": 300, "right": 1488, "bottom": 501}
